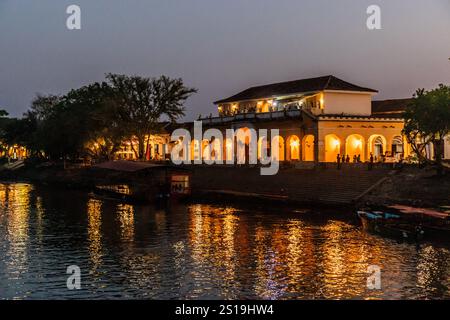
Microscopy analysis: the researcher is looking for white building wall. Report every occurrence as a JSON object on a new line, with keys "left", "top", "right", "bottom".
{"left": 444, "top": 135, "right": 450, "bottom": 160}
{"left": 323, "top": 91, "right": 373, "bottom": 116}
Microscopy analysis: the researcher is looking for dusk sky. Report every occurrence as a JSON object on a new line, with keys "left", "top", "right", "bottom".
{"left": 1, "top": 0, "right": 449, "bottom": 120}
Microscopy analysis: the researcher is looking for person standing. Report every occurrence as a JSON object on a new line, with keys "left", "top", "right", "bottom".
{"left": 369, "top": 153, "right": 374, "bottom": 170}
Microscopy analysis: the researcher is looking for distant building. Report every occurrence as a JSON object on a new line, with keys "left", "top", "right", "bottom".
{"left": 114, "top": 123, "right": 176, "bottom": 161}
{"left": 0, "top": 144, "right": 28, "bottom": 160}
{"left": 115, "top": 134, "right": 171, "bottom": 161}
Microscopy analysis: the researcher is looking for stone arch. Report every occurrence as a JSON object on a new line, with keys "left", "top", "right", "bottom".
{"left": 368, "top": 134, "right": 387, "bottom": 161}
{"left": 235, "top": 127, "right": 257, "bottom": 164}
{"left": 210, "top": 137, "right": 222, "bottom": 161}
{"left": 271, "top": 136, "right": 285, "bottom": 162}
{"left": 190, "top": 139, "right": 200, "bottom": 161}
{"left": 203, "top": 129, "right": 223, "bottom": 162}
{"left": 302, "top": 135, "right": 315, "bottom": 161}
{"left": 391, "top": 135, "right": 404, "bottom": 159}
{"left": 224, "top": 137, "right": 233, "bottom": 162}
{"left": 201, "top": 139, "right": 210, "bottom": 161}
{"left": 345, "top": 134, "right": 365, "bottom": 162}
{"left": 325, "top": 134, "right": 341, "bottom": 162}
{"left": 286, "top": 135, "right": 300, "bottom": 161}
{"left": 257, "top": 136, "right": 271, "bottom": 161}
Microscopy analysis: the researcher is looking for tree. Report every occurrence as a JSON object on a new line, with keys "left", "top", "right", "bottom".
{"left": 1, "top": 116, "right": 39, "bottom": 156}
{"left": 24, "top": 94, "right": 63, "bottom": 158}
{"left": 0, "top": 109, "right": 12, "bottom": 155}
{"left": 22, "top": 85, "right": 124, "bottom": 161}
{"left": 0, "top": 73, "right": 196, "bottom": 163}
{"left": 106, "top": 74, "right": 197, "bottom": 159}
{"left": 78, "top": 82, "right": 128, "bottom": 160}
{"left": 403, "top": 84, "right": 450, "bottom": 174}
{"left": 0, "top": 107, "right": 42, "bottom": 158}
{"left": 30, "top": 94, "right": 61, "bottom": 121}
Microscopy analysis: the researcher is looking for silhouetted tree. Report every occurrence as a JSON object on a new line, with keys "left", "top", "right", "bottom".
{"left": 0, "top": 73, "right": 196, "bottom": 162}
{"left": 106, "top": 73, "right": 197, "bottom": 159}
{"left": 403, "top": 84, "right": 450, "bottom": 174}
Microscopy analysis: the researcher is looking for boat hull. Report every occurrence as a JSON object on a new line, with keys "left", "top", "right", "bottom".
{"left": 357, "top": 211, "right": 425, "bottom": 241}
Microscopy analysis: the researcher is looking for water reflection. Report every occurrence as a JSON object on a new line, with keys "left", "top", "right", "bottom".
{"left": 117, "top": 203, "right": 134, "bottom": 241}
{"left": 2, "top": 184, "right": 31, "bottom": 281}
{"left": 35, "top": 196, "right": 45, "bottom": 244}
{"left": 188, "top": 205, "right": 240, "bottom": 299}
{"left": 87, "top": 198, "right": 103, "bottom": 271}
{"left": 0, "top": 182, "right": 449, "bottom": 299}
{"left": 416, "top": 245, "right": 449, "bottom": 298}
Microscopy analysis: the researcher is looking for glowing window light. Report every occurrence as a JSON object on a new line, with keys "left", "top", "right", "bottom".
{"left": 353, "top": 139, "right": 362, "bottom": 148}
{"left": 333, "top": 139, "right": 340, "bottom": 148}
{"left": 290, "top": 140, "right": 299, "bottom": 148}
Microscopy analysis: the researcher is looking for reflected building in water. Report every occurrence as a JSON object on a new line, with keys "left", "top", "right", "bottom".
{"left": 0, "top": 184, "right": 449, "bottom": 299}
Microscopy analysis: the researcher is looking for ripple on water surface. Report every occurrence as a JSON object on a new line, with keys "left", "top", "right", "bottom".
{"left": 0, "top": 183, "right": 449, "bottom": 299}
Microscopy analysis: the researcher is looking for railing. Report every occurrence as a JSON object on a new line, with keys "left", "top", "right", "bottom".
{"left": 199, "top": 109, "right": 303, "bottom": 125}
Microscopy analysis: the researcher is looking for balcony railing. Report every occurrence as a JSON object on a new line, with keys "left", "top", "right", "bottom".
{"left": 200, "top": 109, "right": 303, "bottom": 125}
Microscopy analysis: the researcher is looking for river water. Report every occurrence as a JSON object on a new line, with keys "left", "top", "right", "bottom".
{"left": 0, "top": 183, "right": 449, "bottom": 300}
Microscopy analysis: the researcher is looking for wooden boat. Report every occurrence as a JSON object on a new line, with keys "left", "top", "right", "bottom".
{"left": 358, "top": 205, "right": 450, "bottom": 241}
{"left": 388, "top": 205, "right": 449, "bottom": 219}
{"left": 357, "top": 210, "right": 425, "bottom": 241}
{"left": 388, "top": 205, "right": 450, "bottom": 239}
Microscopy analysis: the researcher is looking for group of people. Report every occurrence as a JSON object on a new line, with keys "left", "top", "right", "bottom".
{"left": 337, "top": 154, "right": 362, "bottom": 164}
{"left": 336, "top": 153, "right": 379, "bottom": 170}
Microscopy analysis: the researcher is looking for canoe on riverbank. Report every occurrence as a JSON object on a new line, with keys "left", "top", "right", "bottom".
{"left": 357, "top": 210, "right": 425, "bottom": 241}
{"left": 357, "top": 205, "right": 450, "bottom": 241}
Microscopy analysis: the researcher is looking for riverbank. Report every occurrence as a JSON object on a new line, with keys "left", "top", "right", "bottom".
{"left": 360, "top": 166, "right": 450, "bottom": 208}
{"left": 1, "top": 161, "right": 448, "bottom": 209}
{"left": 187, "top": 164, "right": 391, "bottom": 206}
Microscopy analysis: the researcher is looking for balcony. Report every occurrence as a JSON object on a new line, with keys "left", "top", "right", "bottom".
{"left": 199, "top": 109, "right": 304, "bottom": 125}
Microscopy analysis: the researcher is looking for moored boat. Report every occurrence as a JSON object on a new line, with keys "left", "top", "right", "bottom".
{"left": 388, "top": 205, "right": 450, "bottom": 239}
{"left": 357, "top": 205, "right": 450, "bottom": 241}
{"left": 357, "top": 210, "right": 425, "bottom": 241}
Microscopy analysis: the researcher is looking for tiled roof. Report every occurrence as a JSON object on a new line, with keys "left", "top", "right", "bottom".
{"left": 214, "top": 75, "right": 378, "bottom": 104}
{"left": 371, "top": 98, "right": 413, "bottom": 116}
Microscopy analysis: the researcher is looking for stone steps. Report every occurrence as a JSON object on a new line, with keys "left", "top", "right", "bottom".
{"left": 190, "top": 166, "right": 391, "bottom": 204}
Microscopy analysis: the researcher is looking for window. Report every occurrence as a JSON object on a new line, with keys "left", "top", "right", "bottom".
{"left": 171, "top": 175, "right": 190, "bottom": 194}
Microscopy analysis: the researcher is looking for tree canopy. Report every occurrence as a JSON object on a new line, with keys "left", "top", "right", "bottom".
{"left": 403, "top": 84, "right": 450, "bottom": 172}
{"left": 0, "top": 74, "right": 196, "bottom": 161}
{"left": 105, "top": 74, "right": 197, "bottom": 159}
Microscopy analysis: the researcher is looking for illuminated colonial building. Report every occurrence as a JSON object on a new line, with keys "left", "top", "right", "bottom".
{"left": 113, "top": 123, "right": 180, "bottom": 161}
{"left": 194, "top": 75, "right": 420, "bottom": 163}
{"left": 115, "top": 134, "right": 171, "bottom": 161}
{"left": 0, "top": 144, "right": 28, "bottom": 160}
